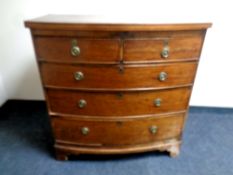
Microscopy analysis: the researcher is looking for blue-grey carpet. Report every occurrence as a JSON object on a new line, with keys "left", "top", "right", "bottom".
{"left": 0, "top": 100, "right": 233, "bottom": 175}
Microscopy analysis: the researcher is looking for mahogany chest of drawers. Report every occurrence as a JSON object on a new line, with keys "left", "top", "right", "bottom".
{"left": 25, "top": 15, "right": 211, "bottom": 160}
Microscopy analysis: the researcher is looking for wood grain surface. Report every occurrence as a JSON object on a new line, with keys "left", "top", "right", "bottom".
{"left": 47, "top": 87, "right": 191, "bottom": 116}
{"left": 25, "top": 15, "right": 212, "bottom": 31}
{"left": 34, "top": 37, "right": 121, "bottom": 62}
{"left": 52, "top": 113, "right": 184, "bottom": 146}
{"left": 124, "top": 36, "right": 203, "bottom": 61}
{"left": 41, "top": 62, "right": 197, "bottom": 89}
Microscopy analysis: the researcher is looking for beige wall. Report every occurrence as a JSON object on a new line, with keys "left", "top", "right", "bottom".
{"left": 0, "top": 0, "right": 233, "bottom": 107}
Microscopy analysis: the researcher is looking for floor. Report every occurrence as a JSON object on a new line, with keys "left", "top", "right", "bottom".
{"left": 0, "top": 100, "right": 232, "bottom": 175}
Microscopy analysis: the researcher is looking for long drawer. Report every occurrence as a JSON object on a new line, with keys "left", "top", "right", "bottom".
{"left": 41, "top": 62, "right": 197, "bottom": 89}
{"left": 52, "top": 113, "right": 184, "bottom": 146}
{"left": 47, "top": 87, "right": 191, "bottom": 116}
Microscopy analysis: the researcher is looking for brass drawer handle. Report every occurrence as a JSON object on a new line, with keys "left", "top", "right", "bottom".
{"left": 71, "top": 39, "right": 80, "bottom": 56}
{"left": 74, "top": 71, "right": 84, "bottom": 81}
{"left": 154, "top": 98, "right": 162, "bottom": 107}
{"left": 71, "top": 46, "right": 80, "bottom": 56}
{"left": 78, "top": 99, "right": 87, "bottom": 108}
{"left": 161, "top": 46, "right": 169, "bottom": 58}
{"left": 158, "top": 72, "right": 168, "bottom": 81}
{"left": 149, "top": 126, "right": 158, "bottom": 134}
{"left": 81, "top": 127, "right": 89, "bottom": 135}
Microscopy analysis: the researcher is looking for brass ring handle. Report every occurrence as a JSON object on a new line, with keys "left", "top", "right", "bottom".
{"left": 78, "top": 99, "right": 87, "bottom": 108}
{"left": 71, "top": 39, "right": 80, "bottom": 56}
{"left": 158, "top": 72, "right": 168, "bottom": 81}
{"left": 74, "top": 71, "right": 84, "bottom": 81}
{"left": 81, "top": 127, "right": 89, "bottom": 135}
{"left": 161, "top": 46, "right": 169, "bottom": 58}
{"left": 154, "top": 98, "right": 162, "bottom": 107}
{"left": 71, "top": 46, "right": 80, "bottom": 56}
{"left": 149, "top": 126, "right": 158, "bottom": 134}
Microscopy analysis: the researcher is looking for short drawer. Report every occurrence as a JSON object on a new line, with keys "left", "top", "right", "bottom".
{"left": 124, "top": 36, "right": 203, "bottom": 62}
{"left": 41, "top": 62, "right": 197, "bottom": 89}
{"left": 47, "top": 87, "right": 191, "bottom": 116}
{"left": 52, "top": 113, "right": 184, "bottom": 146}
{"left": 34, "top": 37, "right": 121, "bottom": 62}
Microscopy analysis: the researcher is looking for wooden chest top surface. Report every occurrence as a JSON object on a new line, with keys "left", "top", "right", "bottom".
{"left": 25, "top": 15, "right": 212, "bottom": 31}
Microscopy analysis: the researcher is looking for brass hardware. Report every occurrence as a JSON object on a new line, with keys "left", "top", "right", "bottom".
{"left": 118, "top": 60, "right": 124, "bottom": 74}
{"left": 71, "top": 39, "right": 77, "bottom": 45}
{"left": 161, "top": 40, "right": 169, "bottom": 58}
{"left": 119, "top": 65, "right": 124, "bottom": 73}
{"left": 161, "top": 46, "right": 169, "bottom": 58}
{"left": 71, "top": 46, "right": 80, "bottom": 56}
{"left": 158, "top": 72, "right": 168, "bottom": 81}
{"left": 78, "top": 99, "right": 87, "bottom": 108}
{"left": 74, "top": 71, "right": 84, "bottom": 81}
{"left": 116, "top": 121, "right": 123, "bottom": 126}
{"left": 116, "top": 92, "right": 123, "bottom": 99}
{"left": 81, "top": 127, "right": 89, "bottom": 135}
{"left": 71, "top": 39, "right": 80, "bottom": 56}
{"left": 150, "top": 126, "right": 158, "bottom": 134}
{"left": 154, "top": 98, "right": 162, "bottom": 107}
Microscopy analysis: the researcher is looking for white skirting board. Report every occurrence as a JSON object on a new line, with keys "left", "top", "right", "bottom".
{"left": 0, "top": 75, "right": 7, "bottom": 106}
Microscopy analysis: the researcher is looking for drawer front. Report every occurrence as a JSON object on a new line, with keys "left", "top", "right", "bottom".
{"left": 41, "top": 62, "right": 197, "bottom": 89}
{"left": 34, "top": 37, "right": 121, "bottom": 62}
{"left": 124, "top": 36, "right": 203, "bottom": 62}
{"left": 47, "top": 88, "right": 191, "bottom": 116}
{"left": 52, "top": 113, "right": 184, "bottom": 146}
